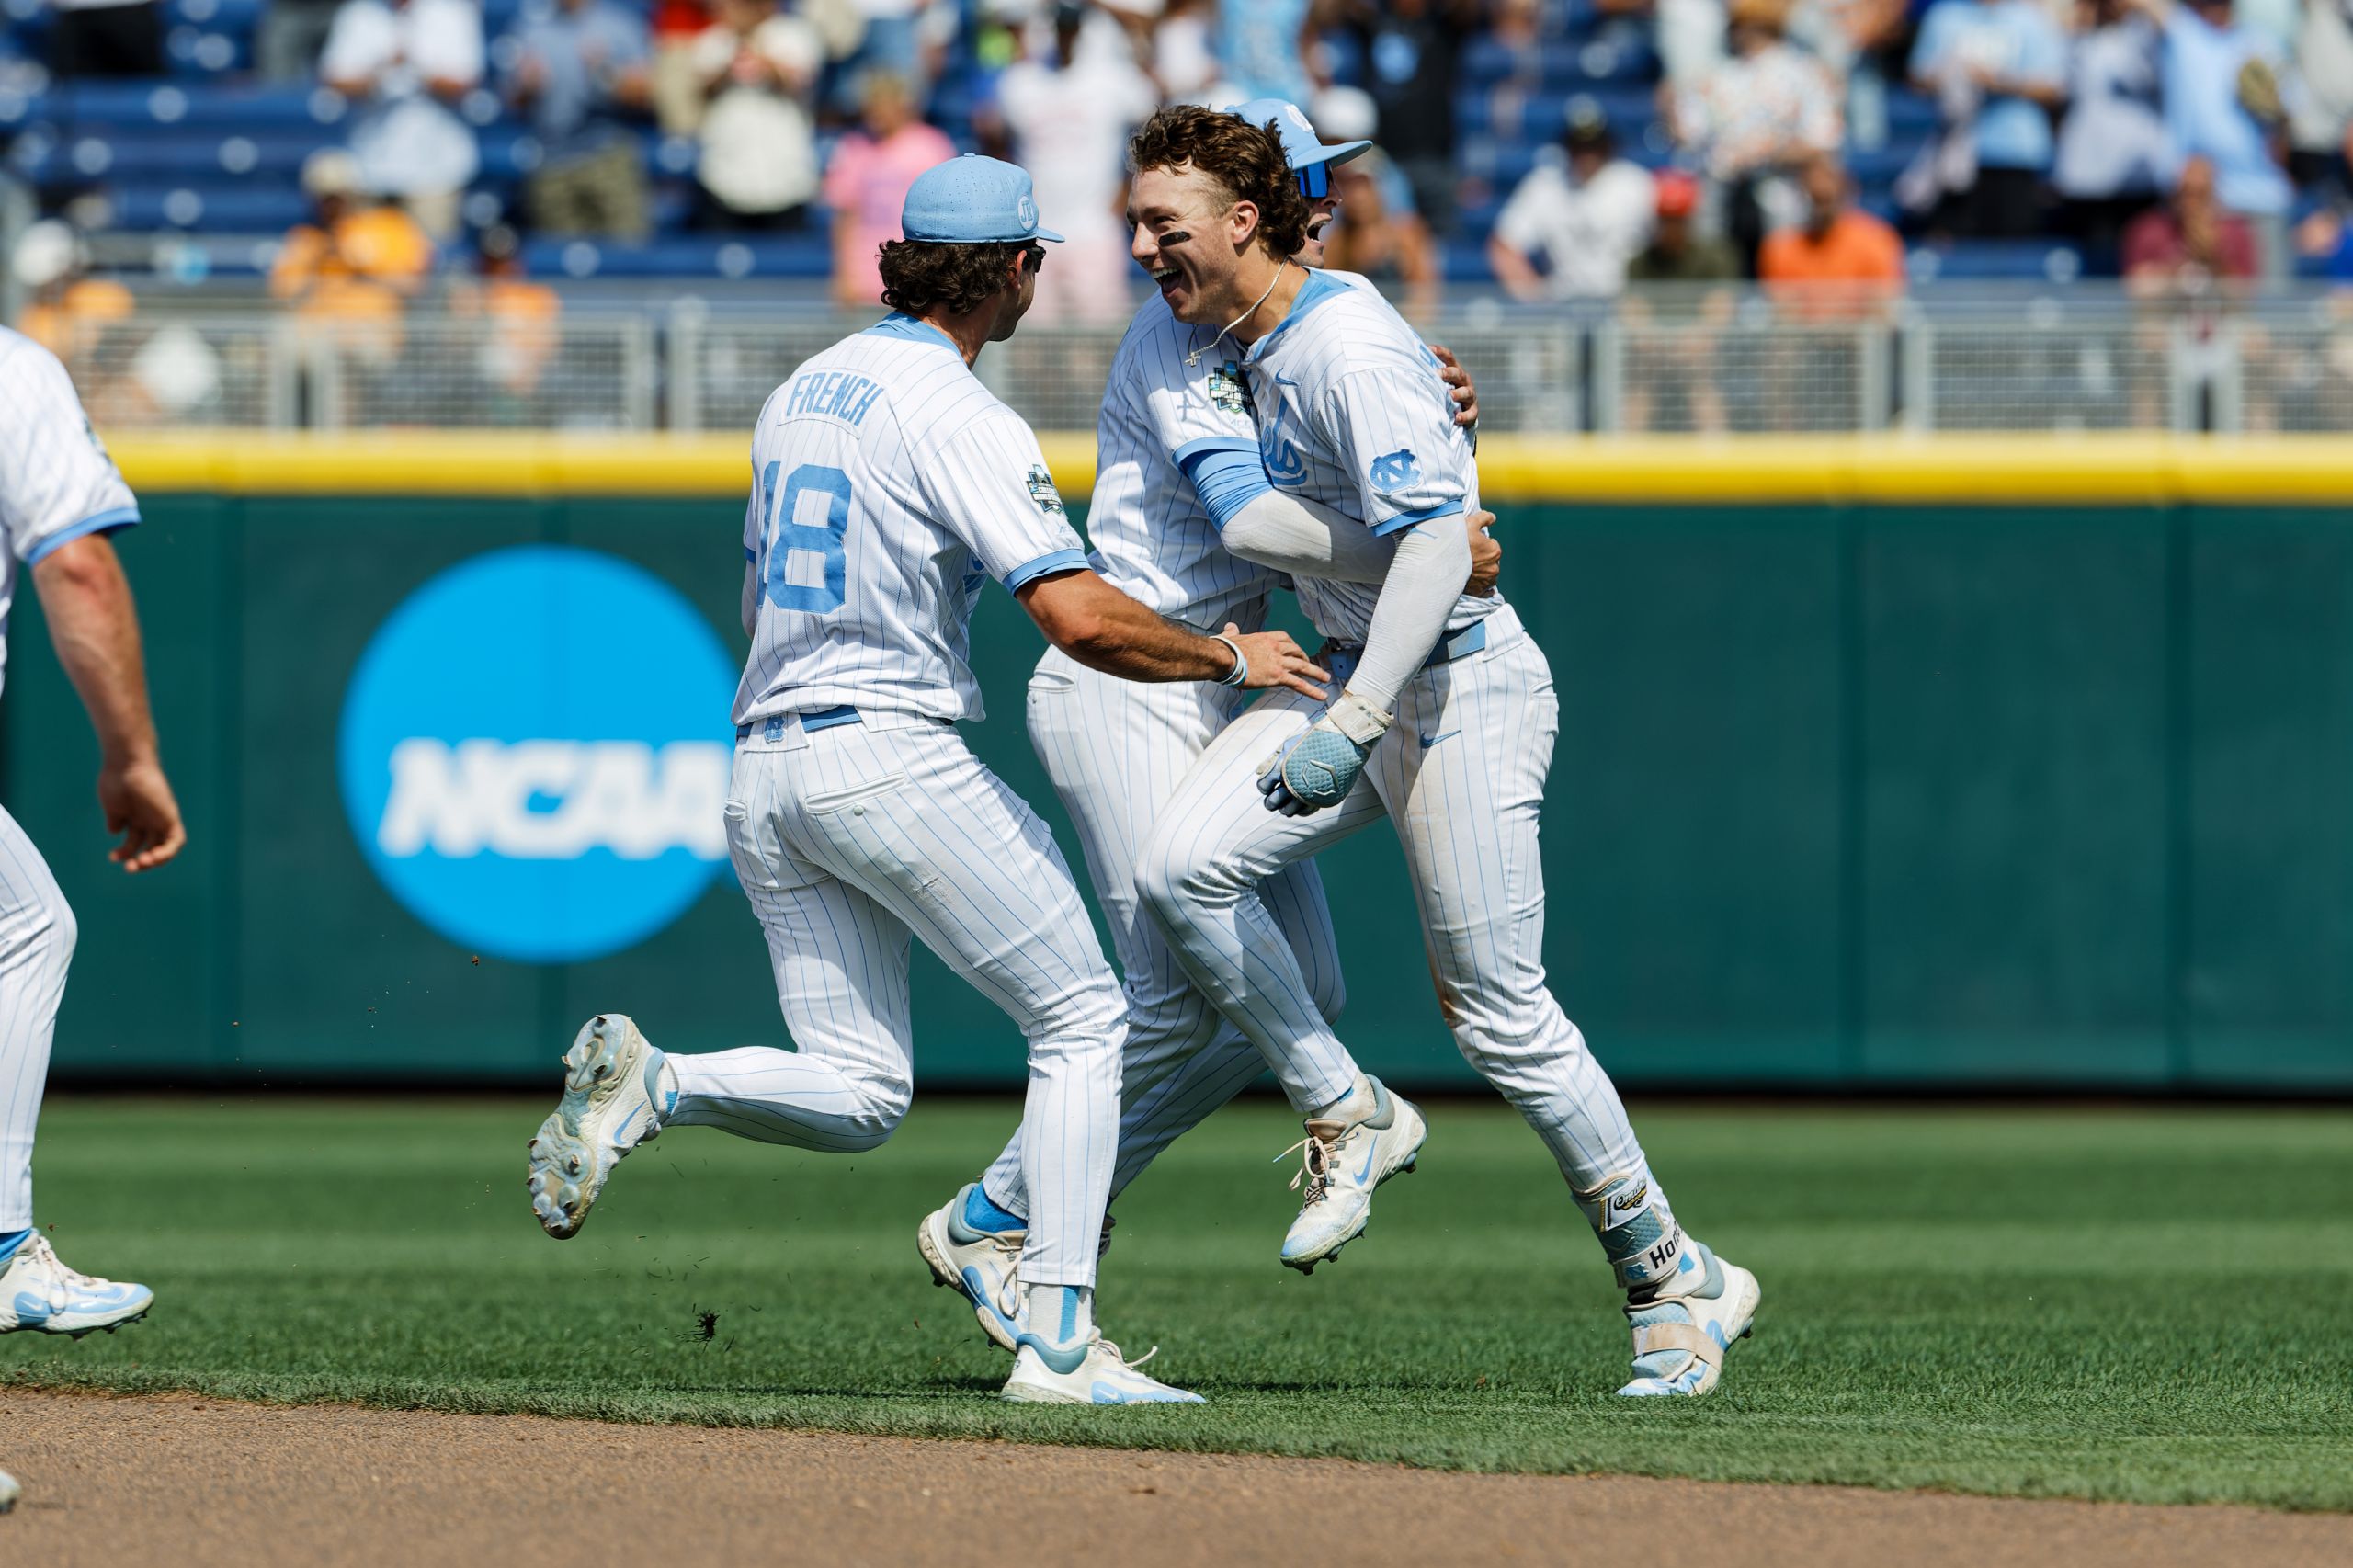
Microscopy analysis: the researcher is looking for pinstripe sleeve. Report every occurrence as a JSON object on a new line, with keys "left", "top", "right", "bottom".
{"left": 924, "top": 411, "right": 1087, "bottom": 589}
{"left": 0, "top": 335, "right": 140, "bottom": 563}
{"left": 1322, "top": 366, "right": 1468, "bottom": 538}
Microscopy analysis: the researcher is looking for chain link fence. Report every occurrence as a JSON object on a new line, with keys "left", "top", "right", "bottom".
{"left": 32, "top": 286, "right": 2353, "bottom": 436}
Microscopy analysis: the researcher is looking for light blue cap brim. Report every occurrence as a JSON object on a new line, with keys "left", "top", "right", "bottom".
{"left": 1223, "top": 97, "right": 1373, "bottom": 175}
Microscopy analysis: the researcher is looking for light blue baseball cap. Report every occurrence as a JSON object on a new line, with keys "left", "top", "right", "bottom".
{"left": 900, "top": 154, "right": 1064, "bottom": 244}
{"left": 1224, "top": 97, "right": 1371, "bottom": 176}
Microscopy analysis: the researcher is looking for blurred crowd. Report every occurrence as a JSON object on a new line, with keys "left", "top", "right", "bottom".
{"left": 10, "top": 1, "right": 2353, "bottom": 303}
{"left": 8, "top": 0, "right": 2353, "bottom": 428}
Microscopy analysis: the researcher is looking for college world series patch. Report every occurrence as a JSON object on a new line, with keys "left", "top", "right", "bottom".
{"left": 1208, "top": 362, "right": 1253, "bottom": 417}
{"left": 1026, "top": 464, "right": 1066, "bottom": 516}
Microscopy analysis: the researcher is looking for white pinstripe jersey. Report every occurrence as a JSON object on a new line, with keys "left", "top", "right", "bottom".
{"left": 1243, "top": 272, "right": 1500, "bottom": 643}
{"left": 1088, "top": 293, "right": 1283, "bottom": 633}
{"left": 0, "top": 326, "right": 141, "bottom": 702}
{"left": 1089, "top": 271, "right": 1437, "bottom": 636}
{"left": 734, "top": 314, "right": 1090, "bottom": 726}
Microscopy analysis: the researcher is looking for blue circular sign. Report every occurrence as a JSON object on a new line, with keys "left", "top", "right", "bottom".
{"left": 338, "top": 545, "right": 738, "bottom": 963}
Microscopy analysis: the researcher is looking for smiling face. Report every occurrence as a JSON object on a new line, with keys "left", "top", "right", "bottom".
{"left": 1127, "top": 162, "right": 1259, "bottom": 324}
{"left": 1299, "top": 189, "right": 1342, "bottom": 265}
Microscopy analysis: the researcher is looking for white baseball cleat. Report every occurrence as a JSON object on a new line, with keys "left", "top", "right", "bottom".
{"left": 0, "top": 1466, "right": 17, "bottom": 1513}
{"left": 527, "top": 1014, "right": 668, "bottom": 1240}
{"left": 1277, "top": 1078, "right": 1427, "bottom": 1273}
{"left": 0, "top": 1234, "right": 153, "bottom": 1337}
{"left": 1617, "top": 1244, "right": 1760, "bottom": 1397}
{"left": 1001, "top": 1336, "right": 1204, "bottom": 1404}
{"left": 916, "top": 1184, "right": 1023, "bottom": 1352}
{"left": 917, "top": 1187, "right": 1121, "bottom": 1354}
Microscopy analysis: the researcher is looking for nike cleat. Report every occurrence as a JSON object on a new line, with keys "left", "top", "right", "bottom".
{"left": 916, "top": 1187, "right": 1120, "bottom": 1354}
{"left": 527, "top": 1013, "right": 668, "bottom": 1239}
{"left": 1001, "top": 1336, "right": 1204, "bottom": 1404}
{"left": 0, "top": 1234, "right": 153, "bottom": 1337}
{"left": 1277, "top": 1077, "right": 1427, "bottom": 1273}
{"left": 1618, "top": 1243, "right": 1760, "bottom": 1397}
{"left": 916, "top": 1184, "right": 1024, "bottom": 1353}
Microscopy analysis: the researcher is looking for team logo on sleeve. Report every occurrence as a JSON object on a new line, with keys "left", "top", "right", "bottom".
{"left": 1026, "top": 464, "right": 1066, "bottom": 516}
{"left": 1370, "top": 449, "right": 1421, "bottom": 492}
{"left": 1208, "top": 362, "right": 1252, "bottom": 416}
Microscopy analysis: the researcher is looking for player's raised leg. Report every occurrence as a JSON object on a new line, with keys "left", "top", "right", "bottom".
{"left": 1371, "top": 620, "right": 1758, "bottom": 1396}
{"left": 927, "top": 659, "right": 1348, "bottom": 1343}
{"left": 1135, "top": 689, "right": 1427, "bottom": 1273}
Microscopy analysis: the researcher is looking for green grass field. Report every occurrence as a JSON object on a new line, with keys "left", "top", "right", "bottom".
{"left": 5, "top": 1096, "right": 2349, "bottom": 1509}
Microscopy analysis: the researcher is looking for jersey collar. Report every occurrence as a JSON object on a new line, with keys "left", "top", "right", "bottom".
{"left": 1245, "top": 269, "right": 1351, "bottom": 362}
{"left": 862, "top": 312, "right": 961, "bottom": 352}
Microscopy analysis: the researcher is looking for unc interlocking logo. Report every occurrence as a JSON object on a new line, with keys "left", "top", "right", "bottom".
{"left": 1026, "top": 463, "right": 1065, "bottom": 516}
{"left": 1017, "top": 193, "right": 1039, "bottom": 232}
{"left": 1208, "top": 362, "right": 1251, "bottom": 416}
{"left": 1369, "top": 449, "right": 1421, "bottom": 492}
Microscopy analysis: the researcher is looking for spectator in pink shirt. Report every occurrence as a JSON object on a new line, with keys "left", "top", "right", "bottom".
{"left": 825, "top": 73, "right": 957, "bottom": 310}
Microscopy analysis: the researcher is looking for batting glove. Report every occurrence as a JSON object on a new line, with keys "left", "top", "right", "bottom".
{"left": 1258, "top": 691, "right": 1392, "bottom": 815}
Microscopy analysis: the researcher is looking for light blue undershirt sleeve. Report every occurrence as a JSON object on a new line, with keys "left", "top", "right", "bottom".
{"left": 1173, "top": 437, "right": 1272, "bottom": 532}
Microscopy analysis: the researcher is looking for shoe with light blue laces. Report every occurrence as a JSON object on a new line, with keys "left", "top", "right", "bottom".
{"left": 1618, "top": 1242, "right": 1759, "bottom": 1398}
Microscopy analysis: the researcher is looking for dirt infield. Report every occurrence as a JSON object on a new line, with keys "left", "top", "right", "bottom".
{"left": 1, "top": 1391, "right": 2345, "bottom": 1568}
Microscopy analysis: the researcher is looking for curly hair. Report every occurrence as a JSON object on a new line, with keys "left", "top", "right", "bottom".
{"left": 876, "top": 239, "right": 1026, "bottom": 317}
{"left": 1127, "top": 104, "right": 1311, "bottom": 262}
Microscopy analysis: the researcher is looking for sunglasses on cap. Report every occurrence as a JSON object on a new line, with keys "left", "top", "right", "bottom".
{"left": 1295, "top": 162, "right": 1333, "bottom": 199}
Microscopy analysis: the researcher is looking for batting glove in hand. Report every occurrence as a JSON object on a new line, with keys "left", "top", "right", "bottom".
{"left": 1258, "top": 691, "right": 1392, "bottom": 815}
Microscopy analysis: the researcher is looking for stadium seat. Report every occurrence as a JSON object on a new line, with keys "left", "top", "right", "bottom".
{"left": 107, "top": 182, "right": 310, "bottom": 230}
{"left": 33, "top": 80, "right": 348, "bottom": 129}
{"left": 521, "top": 233, "right": 832, "bottom": 280}
{"left": 1909, "top": 239, "right": 2086, "bottom": 283}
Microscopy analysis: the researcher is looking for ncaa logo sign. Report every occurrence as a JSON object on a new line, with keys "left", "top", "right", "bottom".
{"left": 337, "top": 546, "right": 738, "bottom": 963}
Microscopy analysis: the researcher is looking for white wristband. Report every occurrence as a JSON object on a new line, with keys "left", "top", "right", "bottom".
{"left": 1212, "top": 633, "right": 1249, "bottom": 687}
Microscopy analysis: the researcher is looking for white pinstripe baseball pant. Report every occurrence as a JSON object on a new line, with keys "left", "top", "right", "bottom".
{"left": 664, "top": 713, "right": 1123, "bottom": 1288}
{"left": 1137, "top": 607, "right": 1651, "bottom": 1193}
{"left": 975, "top": 645, "right": 1347, "bottom": 1218}
{"left": 0, "top": 803, "right": 75, "bottom": 1233}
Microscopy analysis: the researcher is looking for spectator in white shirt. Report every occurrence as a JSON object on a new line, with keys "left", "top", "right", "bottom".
{"left": 690, "top": 0, "right": 825, "bottom": 229}
{"left": 1488, "top": 104, "right": 1658, "bottom": 301}
{"left": 1672, "top": 0, "right": 1844, "bottom": 273}
{"left": 986, "top": 4, "right": 1157, "bottom": 322}
{"left": 321, "top": 0, "right": 484, "bottom": 240}
{"left": 2053, "top": 0, "right": 2172, "bottom": 254}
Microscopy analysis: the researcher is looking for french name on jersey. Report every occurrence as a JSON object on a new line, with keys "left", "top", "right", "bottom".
{"left": 783, "top": 369, "right": 887, "bottom": 426}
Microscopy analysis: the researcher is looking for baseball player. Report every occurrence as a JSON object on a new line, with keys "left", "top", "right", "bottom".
{"left": 1123, "top": 105, "right": 1758, "bottom": 1396}
{"left": 523, "top": 156, "right": 1327, "bottom": 1406}
{"left": 916, "top": 100, "right": 1497, "bottom": 1355}
{"left": 0, "top": 325, "right": 186, "bottom": 1343}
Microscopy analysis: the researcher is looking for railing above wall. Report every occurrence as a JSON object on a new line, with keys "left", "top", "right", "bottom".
{"left": 39, "top": 284, "right": 2353, "bottom": 437}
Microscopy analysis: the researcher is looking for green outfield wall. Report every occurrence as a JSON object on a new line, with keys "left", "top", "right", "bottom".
{"left": 6, "top": 436, "right": 2352, "bottom": 1092}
